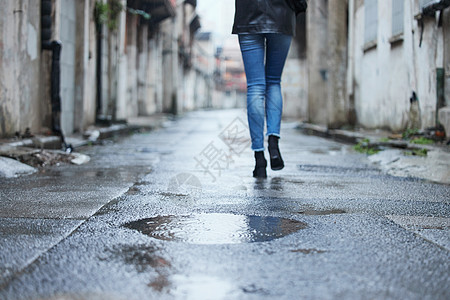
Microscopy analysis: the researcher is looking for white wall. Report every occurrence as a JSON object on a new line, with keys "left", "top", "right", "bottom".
{"left": 59, "top": 0, "right": 77, "bottom": 134}
{"left": 282, "top": 56, "right": 308, "bottom": 120}
{"left": 0, "top": 0, "right": 42, "bottom": 136}
{"left": 353, "top": 0, "right": 444, "bottom": 131}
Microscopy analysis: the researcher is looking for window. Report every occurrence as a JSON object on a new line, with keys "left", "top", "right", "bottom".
{"left": 364, "top": 0, "right": 378, "bottom": 45}
{"left": 392, "top": 0, "right": 404, "bottom": 37}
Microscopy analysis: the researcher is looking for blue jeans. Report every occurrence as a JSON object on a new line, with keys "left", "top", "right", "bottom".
{"left": 238, "top": 33, "right": 292, "bottom": 151}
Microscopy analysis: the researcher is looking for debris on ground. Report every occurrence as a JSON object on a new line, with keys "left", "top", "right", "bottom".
{"left": 0, "top": 147, "right": 89, "bottom": 169}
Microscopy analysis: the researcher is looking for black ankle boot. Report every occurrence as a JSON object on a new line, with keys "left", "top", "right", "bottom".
{"left": 253, "top": 151, "right": 267, "bottom": 178}
{"left": 268, "top": 135, "right": 284, "bottom": 171}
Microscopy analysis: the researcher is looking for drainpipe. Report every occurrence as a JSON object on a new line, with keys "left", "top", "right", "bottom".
{"left": 41, "top": 0, "right": 72, "bottom": 152}
{"left": 346, "top": 0, "right": 357, "bottom": 125}
{"left": 95, "top": 22, "right": 103, "bottom": 122}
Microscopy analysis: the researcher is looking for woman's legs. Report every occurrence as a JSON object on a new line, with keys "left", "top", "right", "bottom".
{"left": 238, "top": 34, "right": 266, "bottom": 152}
{"left": 238, "top": 33, "right": 291, "bottom": 176}
{"left": 265, "top": 34, "right": 291, "bottom": 171}
{"left": 265, "top": 34, "right": 292, "bottom": 137}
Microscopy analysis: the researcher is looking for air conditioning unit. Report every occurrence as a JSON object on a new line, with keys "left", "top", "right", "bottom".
{"left": 420, "top": 0, "right": 440, "bottom": 7}
{"left": 420, "top": 0, "right": 450, "bottom": 15}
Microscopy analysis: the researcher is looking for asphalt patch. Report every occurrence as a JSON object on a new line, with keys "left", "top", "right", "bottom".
{"left": 297, "top": 209, "right": 346, "bottom": 215}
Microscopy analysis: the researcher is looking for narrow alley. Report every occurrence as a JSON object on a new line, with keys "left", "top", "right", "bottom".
{"left": 1, "top": 109, "right": 448, "bottom": 299}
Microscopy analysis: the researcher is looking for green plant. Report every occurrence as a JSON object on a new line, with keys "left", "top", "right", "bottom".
{"left": 94, "top": 2, "right": 108, "bottom": 29}
{"left": 108, "top": 0, "right": 123, "bottom": 30}
{"left": 402, "top": 128, "right": 419, "bottom": 139}
{"left": 410, "top": 137, "right": 434, "bottom": 145}
{"left": 379, "top": 137, "right": 390, "bottom": 143}
{"left": 353, "top": 139, "right": 380, "bottom": 155}
{"left": 94, "top": 0, "right": 124, "bottom": 31}
{"left": 404, "top": 148, "right": 428, "bottom": 157}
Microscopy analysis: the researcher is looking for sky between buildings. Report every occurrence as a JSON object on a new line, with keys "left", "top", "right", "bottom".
{"left": 197, "top": 0, "right": 235, "bottom": 40}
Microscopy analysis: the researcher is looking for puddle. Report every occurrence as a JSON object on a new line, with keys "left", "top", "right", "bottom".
{"left": 124, "top": 213, "right": 307, "bottom": 244}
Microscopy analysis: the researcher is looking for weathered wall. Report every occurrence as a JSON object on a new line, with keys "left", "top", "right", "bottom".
{"left": 136, "top": 24, "right": 153, "bottom": 116}
{"left": 58, "top": 0, "right": 77, "bottom": 135}
{"left": 194, "top": 37, "right": 215, "bottom": 109}
{"left": 161, "top": 18, "right": 178, "bottom": 114}
{"left": 282, "top": 53, "right": 308, "bottom": 120}
{"left": 145, "top": 32, "right": 164, "bottom": 115}
{"left": 444, "top": 8, "right": 450, "bottom": 107}
{"left": 98, "top": 5, "right": 125, "bottom": 122}
{"left": 415, "top": 14, "right": 443, "bottom": 129}
{"left": 352, "top": 0, "right": 445, "bottom": 131}
{"left": 74, "top": 0, "right": 97, "bottom": 132}
{"left": 303, "top": 0, "right": 349, "bottom": 127}
{"left": 0, "top": 0, "right": 41, "bottom": 137}
{"left": 326, "top": 0, "right": 348, "bottom": 128}
{"left": 115, "top": 0, "right": 128, "bottom": 121}
{"left": 83, "top": 0, "right": 98, "bottom": 129}
{"left": 0, "top": 0, "right": 211, "bottom": 138}
{"left": 123, "top": 13, "right": 139, "bottom": 120}
{"left": 283, "top": 13, "right": 308, "bottom": 120}
{"left": 307, "top": 0, "right": 329, "bottom": 125}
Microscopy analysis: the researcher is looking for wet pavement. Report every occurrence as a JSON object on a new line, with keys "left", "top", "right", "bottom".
{"left": 0, "top": 109, "right": 449, "bottom": 299}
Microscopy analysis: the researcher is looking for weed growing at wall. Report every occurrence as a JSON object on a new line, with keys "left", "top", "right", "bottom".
{"left": 94, "top": 0, "right": 123, "bottom": 31}
{"left": 353, "top": 139, "right": 380, "bottom": 155}
{"left": 410, "top": 137, "right": 434, "bottom": 145}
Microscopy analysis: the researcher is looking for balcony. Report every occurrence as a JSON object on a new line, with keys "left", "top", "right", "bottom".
{"left": 127, "top": 0, "right": 176, "bottom": 24}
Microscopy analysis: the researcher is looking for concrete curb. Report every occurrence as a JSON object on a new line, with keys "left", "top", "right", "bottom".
{"left": 298, "top": 123, "right": 443, "bottom": 152}
{"left": 0, "top": 115, "right": 170, "bottom": 177}
{"left": 298, "top": 123, "right": 450, "bottom": 185}
{"left": 2, "top": 115, "right": 170, "bottom": 151}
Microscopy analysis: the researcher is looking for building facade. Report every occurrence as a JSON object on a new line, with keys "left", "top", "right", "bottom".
{"left": 350, "top": 0, "right": 450, "bottom": 132}
{"left": 0, "top": 0, "right": 211, "bottom": 139}
{"left": 287, "top": 0, "right": 449, "bottom": 134}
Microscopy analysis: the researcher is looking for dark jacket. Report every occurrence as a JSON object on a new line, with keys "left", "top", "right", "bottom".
{"left": 232, "top": 0, "right": 296, "bottom": 36}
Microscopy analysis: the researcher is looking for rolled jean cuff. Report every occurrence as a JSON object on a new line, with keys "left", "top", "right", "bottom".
{"left": 266, "top": 133, "right": 281, "bottom": 138}
{"left": 252, "top": 147, "right": 265, "bottom": 152}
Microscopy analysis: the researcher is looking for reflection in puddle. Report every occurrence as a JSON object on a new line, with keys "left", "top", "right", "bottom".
{"left": 124, "top": 213, "right": 307, "bottom": 244}
{"left": 254, "top": 177, "right": 306, "bottom": 191}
